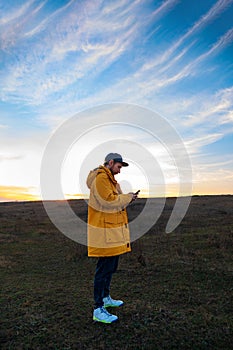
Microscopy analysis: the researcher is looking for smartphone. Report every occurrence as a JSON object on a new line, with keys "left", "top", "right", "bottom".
{"left": 134, "top": 190, "right": 140, "bottom": 195}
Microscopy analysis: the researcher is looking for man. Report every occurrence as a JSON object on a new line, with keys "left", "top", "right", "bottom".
{"left": 86, "top": 153, "right": 138, "bottom": 323}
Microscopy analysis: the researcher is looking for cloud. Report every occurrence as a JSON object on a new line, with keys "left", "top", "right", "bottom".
{"left": 221, "top": 110, "right": 233, "bottom": 124}
{"left": 0, "top": 185, "right": 39, "bottom": 202}
{"left": 23, "top": 0, "right": 75, "bottom": 38}
{"left": 0, "top": 0, "right": 182, "bottom": 106}
{"left": 1, "top": 0, "right": 232, "bottom": 108}
{"left": 185, "top": 133, "right": 223, "bottom": 155}
{"left": 194, "top": 27, "right": 233, "bottom": 62}
{"left": 182, "top": 86, "right": 233, "bottom": 127}
{"left": 151, "top": 0, "right": 179, "bottom": 18}
{"left": 177, "top": 0, "right": 233, "bottom": 44}
{"left": 141, "top": 0, "right": 233, "bottom": 75}
{"left": 1, "top": 1, "right": 233, "bottom": 199}
{"left": 0, "top": 0, "right": 36, "bottom": 26}
{"left": 0, "top": 154, "right": 23, "bottom": 162}
{"left": 1, "top": 0, "right": 147, "bottom": 104}
{"left": 0, "top": 0, "right": 47, "bottom": 50}
{"left": 0, "top": 128, "right": 50, "bottom": 191}
{"left": 139, "top": 28, "right": 233, "bottom": 93}
{"left": 192, "top": 158, "right": 233, "bottom": 185}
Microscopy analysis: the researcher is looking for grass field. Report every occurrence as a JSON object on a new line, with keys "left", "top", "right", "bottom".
{"left": 0, "top": 196, "right": 233, "bottom": 349}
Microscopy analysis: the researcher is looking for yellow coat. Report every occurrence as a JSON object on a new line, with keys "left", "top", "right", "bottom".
{"left": 86, "top": 166, "right": 132, "bottom": 257}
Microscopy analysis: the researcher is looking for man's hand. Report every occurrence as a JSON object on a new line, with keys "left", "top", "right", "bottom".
{"left": 129, "top": 191, "right": 139, "bottom": 202}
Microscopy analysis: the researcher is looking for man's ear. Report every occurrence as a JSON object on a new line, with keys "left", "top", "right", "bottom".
{"left": 108, "top": 159, "right": 114, "bottom": 167}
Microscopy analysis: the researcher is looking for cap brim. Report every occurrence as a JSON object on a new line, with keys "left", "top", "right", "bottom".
{"left": 121, "top": 161, "right": 129, "bottom": 167}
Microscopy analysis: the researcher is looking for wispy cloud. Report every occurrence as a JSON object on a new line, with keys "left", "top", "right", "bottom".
{"left": 0, "top": 0, "right": 47, "bottom": 50}
{"left": 24, "top": 0, "right": 75, "bottom": 38}
{"left": 175, "top": 0, "right": 233, "bottom": 45}
{"left": 0, "top": 0, "right": 185, "bottom": 107}
{"left": 139, "top": 27, "right": 233, "bottom": 93}
{"left": 194, "top": 27, "right": 233, "bottom": 62}
{"left": 183, "top": 87, "right": 233, "bottom": 127}
{"left": 192, "top": 158, "right": 233, "bottom": 186}
{"left": 1, "top": 0, "right": 233, "bottom": 200}
{"left": 1, "top": 0, "right": 232, "bottom": 110}
{"left": 1, "top": 0, "right": 152, "bottom": 104}
{"left": 151, "top": 0, "right": 179, "bottom": 19}
{"left": 141, "top": 0, "right": 233, "bottom": 74}
{"left": 185, "top": 133, "right": 223, "bottom": 155}
{"left": 0, "top": 0, "right": 36, "bottom": 26}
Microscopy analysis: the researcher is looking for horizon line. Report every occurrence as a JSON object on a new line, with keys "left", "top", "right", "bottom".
{"left": 0, "top": 193, "right": 233, "bottom": 205}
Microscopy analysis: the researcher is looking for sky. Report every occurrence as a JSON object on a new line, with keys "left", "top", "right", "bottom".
{"left": 0, "top": 0, "right": 233, "bottom": 202}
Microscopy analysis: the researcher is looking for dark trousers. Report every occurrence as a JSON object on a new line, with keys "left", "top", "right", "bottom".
{"left": 94, "top": 256, "right": 119, "bottom": 309}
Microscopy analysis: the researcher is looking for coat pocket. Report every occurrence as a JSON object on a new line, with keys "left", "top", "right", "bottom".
{"left": 104, "top": 213, "right": 125, "bottom": 244}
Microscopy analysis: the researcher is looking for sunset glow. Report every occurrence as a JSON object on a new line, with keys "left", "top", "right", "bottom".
{"left": 1, "top": 1, "right": 233, "bottom": 202}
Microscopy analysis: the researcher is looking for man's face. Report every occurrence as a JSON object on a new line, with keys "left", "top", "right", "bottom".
{"left": 109, "top": 161, "right": 122, "bottom": 175}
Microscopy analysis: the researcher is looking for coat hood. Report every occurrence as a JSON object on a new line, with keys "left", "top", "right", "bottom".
{"left": 86, "top": 165, "right": 117, "bottom": 189}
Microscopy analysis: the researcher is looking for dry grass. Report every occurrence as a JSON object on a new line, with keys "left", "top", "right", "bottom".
{"left": 0, "top": 195, "right": 233, "bottom": 349}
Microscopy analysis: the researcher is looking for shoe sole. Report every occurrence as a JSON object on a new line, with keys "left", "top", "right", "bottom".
{"left": 93, "top": 316, "right": 118, "bottom": 323}
{"left": 104, "top": 303, "right": 124, "bottom": 308}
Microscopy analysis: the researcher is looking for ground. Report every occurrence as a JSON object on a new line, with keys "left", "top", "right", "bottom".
{"left": 0, "top": 195, "right": 233, "bottom": 349}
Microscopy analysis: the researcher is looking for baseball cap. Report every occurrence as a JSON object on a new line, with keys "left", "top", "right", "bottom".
{"left": 104, "top": 153, "right": 129, "bottom": 167}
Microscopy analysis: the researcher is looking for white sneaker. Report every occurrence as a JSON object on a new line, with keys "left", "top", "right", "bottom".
{"left": 103, "top": 295, "right": 124, "bottom": 308}
{"left": 93, "top": 307, "right": 118, "bottom": 323}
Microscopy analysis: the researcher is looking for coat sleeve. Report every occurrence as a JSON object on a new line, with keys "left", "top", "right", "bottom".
{"left": 94, "top": 173, "right": 132, "bottom": 209}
